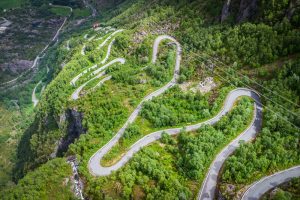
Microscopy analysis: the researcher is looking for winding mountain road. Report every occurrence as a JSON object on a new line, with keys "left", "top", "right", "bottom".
{"left": 198, "top": 93, "right": 262, "bottom": 200}
{"left": 81, "top": 44, "right": 86, "bottom": 55}
{"left": 101, "top": 39, "right": 115, "bottom": 64}
{"left": 71, "top": 58, "right": 125, "bottom": 100}
{"left": 86, "top": 35, "right": 269, "bottom": 200}
{"left": 241, "top": 166, "right": 300, "bottom": 200}
{"left": 97, "top": 29, "right": 124, "bottom": 49}
{"left": 32, "top": 81, "right": 42, "bottom": 107}
{"left": 1, "top": 7, "right": 72, "bottom": 87}
{"left": 88, "top": 35, "right": 184, "bottom": 176}
{"left": 66, "top": 40, "right": 70, "bottom": 51}
{"left": 71, "top": 30, "right": 123, "bottom": 86}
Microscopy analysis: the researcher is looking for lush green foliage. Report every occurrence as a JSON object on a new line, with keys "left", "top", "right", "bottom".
{"left": 2, "top": 0, "right": 300, "bottom": 199}
{"left": 0, "top": 0, "right": 25, "bottom": 9}
{"left": 73, "top": 8, "right": 91, "bottom": 18}
{"left": 176, "top": 97, "right": 253, "bottom": 180}
{"left": 261, "top": 177, "right": 300, "bottom": 200}
{"left": 140, "top": 86, "right": 230, "bottom": 128}
{"left": 0, "top": 105, "right": 34, "bottom": 191}
{"left": 85, "top": 97, "right": 254, "bottom": 199}
{"left": 2, "top": 158, "right": 74, "bottom": 200}
{"left": 220, "top": 59, "right": 300, "bottom": 198}
{"left": 180, "top": 21, "right": 300, "bottom": 68}
{"left": 101, "top": 86, "right": 233, "bottom": 166}
{"left": 11, "top": 25, "right": 176, "bottom": 180}
{"left": 50, "top": 6, "right": 72, "bottom": 16}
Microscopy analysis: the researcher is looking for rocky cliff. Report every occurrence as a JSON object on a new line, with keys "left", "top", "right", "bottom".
{"left": 236, "top": 0, "right": 258, "bottom": 22}
{"left": 221, "top": 0, "right": 300, "bottom": 23}
{"left": 56, "top": 109, "right": 86, "bottom": 156}
{"left": 221, "top": 0, "right": 258, "bottom": 22}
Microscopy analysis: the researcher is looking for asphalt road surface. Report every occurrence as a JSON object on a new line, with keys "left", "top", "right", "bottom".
{"left": 32, "top": 81, "right": 42, "bottom": 107}
{"left": 71, "top": 58, "right": 125, "bottom": 100}
{"left": 198, "top": 90, "right": 262, "bottom": 199}
{"left": 86, "top": 35, "right": 266, "bottom": 200}
{"left": 241, "top": 165, "right": 300, "bottom": 200}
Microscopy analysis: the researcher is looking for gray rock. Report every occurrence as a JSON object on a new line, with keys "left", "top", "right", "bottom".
{"left": 237, "top": 0, "right": 259, "bottom": 23}
{"left": 56, "top": 109, "right": 86, "bottom": 156}
{"left": 221, "top": 0, "right": 232, "bottom": 22}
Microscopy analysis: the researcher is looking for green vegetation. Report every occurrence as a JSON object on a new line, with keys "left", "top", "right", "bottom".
{"left": 219, "top": 59, "right": 300, "bottom": 199}
{"left": 29, "top": 0, "right": 83, "bottom": 8}
{"left": 50, "top": 6, "right": 71, "bottom": 16}
{"left": 84, "top": 97, "right": 254, "bottom": 199}
{"left": 261, "top": 177, "right": 300, "bottom": 200}
{"left": 73, "top": 8, "right": 91, "bottom": 18}
{"left": 2, "top": 158, "right": 74, "bottom": 200}
{"left": 0, "top": 6, "right": 78, "bottom": 188}
{"left": 180, "top": 20, "right": 300, "bottom": 68}
{"left": 101, "top": 86, "right": 233, "bottom": 166}
{"left": 140, "top": 86, "right": 230, "bottom": 128}
{"left": 0, "top": 0, "right": 26, "bottom": 10}
{"left": 1, "top": 0, "right": 300, "bottom": 199}
{"left": 176, "top": 97, "right": 254, "bottom": 181}
{"left": 11, "top": 28, "right": 177, "bottom": 181}
{"left": 0, "top": 103, "right": 35, "bottom": 192}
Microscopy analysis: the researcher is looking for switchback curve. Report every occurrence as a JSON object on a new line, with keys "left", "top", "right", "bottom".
{"left": 85, "top": 35, "right": 263, "bottom": 200}
{"left": 241, "top": 165, "right": 300, "bottom": 200}
{"left": 88, "top": 35, "right": 181, "bottom": 176}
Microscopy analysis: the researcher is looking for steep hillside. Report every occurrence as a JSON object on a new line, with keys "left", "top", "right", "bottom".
{"left": 1, "top": 0, "right": 300, "bottom": 199}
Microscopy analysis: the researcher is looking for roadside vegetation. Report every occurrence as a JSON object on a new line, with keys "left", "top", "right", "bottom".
{"left": 261, "top": 177, "right": 300, "bottom": 200}
{"left": 219, "top": 59, "right": 300, "bottom": 199}
{"left": 0, "top": 0, "right": 299, "bottom": 199}
{"left": 1, "top": 158, "right": 74, "bottom": 200}
{"left": 101, "top": 86, "right": 233, "bottom": 166}
{"left": 84, "top": 97, "right": 254, "bottom": 199}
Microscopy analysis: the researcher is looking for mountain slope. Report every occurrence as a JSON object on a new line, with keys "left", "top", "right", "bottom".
{"left": 2, "top": 0, "right": 300, "bottom": 199}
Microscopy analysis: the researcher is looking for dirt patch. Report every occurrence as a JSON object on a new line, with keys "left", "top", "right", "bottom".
{"left": 133, "top": 185, "right": 146, "bottom": 200}
{"left": 179, "top": 77, "right": 217, "bottom": 94}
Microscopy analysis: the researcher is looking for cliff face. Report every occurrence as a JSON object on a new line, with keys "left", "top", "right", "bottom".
{"left": 221, "top": 0, "right": 300, "bottom": 23}
{"left": 236, "top": 0, "right": 258, "bottom": 22}
{"left": 56, "top": 109, "right": 86, "bottom": 156}
{"left": 286, "top": 0, "right": 300, "bottom": 20}
{"left": 221, "top": 0, "right": 232, "bottom": 22}
{"left": 220, "top": 0, "right": 258, "bottom": 22}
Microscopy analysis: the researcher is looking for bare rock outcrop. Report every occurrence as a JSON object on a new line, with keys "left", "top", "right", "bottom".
{"left": 56, "top": 109, "right": 86, "bottom": 156}
{"left": 286, "top": 0, "right": 300, "bottom": 20}
{"left": 237, "top": 0, "right": 259, "bottom": 23}
{"left": 220, "top": 0, "right": 259, "bottom": 23}
{"left": 221, "top": 0, "right": 232, "bottom": 22}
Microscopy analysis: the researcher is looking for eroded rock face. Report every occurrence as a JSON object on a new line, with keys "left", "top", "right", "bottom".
{"left": 57, "top": 109, "right": 86, "bottom": 156}
{"left": 0, "top": 60, "right": 33, "bottom": 74}
{"left": 221, "top": 0, "right": 232, "bottom": 22}
{"left": 286, "top": 0, "right": 300, "bottom": 20}
{"left": 237, "top": 0, "right": 259, "bottom": 22}
{"left": 220, "top": 0, "right": 259, "bottom": 23}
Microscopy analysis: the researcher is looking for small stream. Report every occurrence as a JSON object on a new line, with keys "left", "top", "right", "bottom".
{"left": 67, "top": 156, "right": 84, "bottom": 200}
